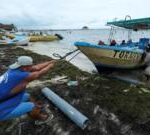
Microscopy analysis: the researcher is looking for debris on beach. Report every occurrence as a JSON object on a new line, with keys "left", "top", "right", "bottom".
{"left": 42, "top": 87, "right": 89, "bottom": 130}
{"left": 67, "top": 81, "right": 78, "bottom": 86}
{"left": 140, "top": 87, "right": 150, "bottom": 93}
{"left": 50, "top": 75, "right": 68, "bottom": 84}
{"left": 0, "top": 45, "right": 150, "bottom": 135}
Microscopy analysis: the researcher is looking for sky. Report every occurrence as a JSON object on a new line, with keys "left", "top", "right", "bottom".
{"left": 0, "top": 0, "right": 150, "bottom": 29}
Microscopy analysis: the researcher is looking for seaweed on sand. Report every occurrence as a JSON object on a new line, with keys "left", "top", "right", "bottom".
{"left": 0, "top": 45, "right": 150, "bottom": 135}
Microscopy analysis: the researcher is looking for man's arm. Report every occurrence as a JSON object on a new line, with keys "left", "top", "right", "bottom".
{"left": 25, "top": 62, "right": 55, "bottom": 82}
{"left": 31, "top": 60, "right": 56, "bottom": 71}
{"left": 11, "top": 61, "right": 55, "bottom": 94}
{"left": 11, "top": 81, "right": 29, "bottom": 94}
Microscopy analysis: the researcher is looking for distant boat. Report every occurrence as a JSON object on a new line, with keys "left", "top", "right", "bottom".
{"left": 0, "top": 34, "right": 29, "bottom": 46}
{"left": 29, "top": 34, "right": 63, "bottom": 42}
{"left": 13, "top": 35, "right": 29, "bottom": 46}
{"left": 75, "top": 16, "right": 150, "bottom": 72}
{"left": 29, "top": 35, "right": 58, "bottom": 42}
{"left": 0, "top": 40, "right": 16, "bottom": 45}
{"left": 82, "top": 26, "right": 89, "bottom": 30}
{"left": 11, "top": 31, "right": 63, "bottom": 43}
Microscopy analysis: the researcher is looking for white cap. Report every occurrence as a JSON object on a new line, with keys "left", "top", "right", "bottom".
{"left": 9, "top": 56, "right": 33, "bottom": 69}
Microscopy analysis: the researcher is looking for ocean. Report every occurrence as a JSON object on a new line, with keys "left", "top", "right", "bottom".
{"left": 23, "top": 29, "right": 150, "bottom": 73}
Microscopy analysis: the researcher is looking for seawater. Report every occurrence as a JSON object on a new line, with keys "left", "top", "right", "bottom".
{"left": 23, "top": 29, "right": 150, "bottom": 73}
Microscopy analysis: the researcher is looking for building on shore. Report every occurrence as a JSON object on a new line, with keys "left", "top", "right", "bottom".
{"left": 0, "top": 23, "right": 17, "bottom": 31}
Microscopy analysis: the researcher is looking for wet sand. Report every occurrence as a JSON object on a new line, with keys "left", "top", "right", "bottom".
{"left": 22, "top": 41, "right": 97, "bottom": 73}
{"left": 0, "top": 45, "right": 150, "bottom": 135}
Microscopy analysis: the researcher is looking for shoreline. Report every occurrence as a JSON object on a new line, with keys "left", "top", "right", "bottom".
{"left": 0, "top": 45, "right": 150, "bottom": 135}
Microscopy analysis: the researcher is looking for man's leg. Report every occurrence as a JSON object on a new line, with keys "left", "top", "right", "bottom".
{"left": 28, "top": 106, "right": 49, "bottom": 120}
{"left": 2, "top": 102, "right": 35, "bottom": 120}
{"left": 21, "top": 93, "right": 30, "bottom": 102}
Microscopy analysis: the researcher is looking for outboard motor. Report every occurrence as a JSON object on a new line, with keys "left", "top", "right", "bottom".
{"left": 55, "top": 33, "right": 63, "bottom": 40}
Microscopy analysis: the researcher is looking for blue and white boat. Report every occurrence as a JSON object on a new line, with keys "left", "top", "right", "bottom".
{"left": 75, "top": 17, "right": 150, "bottom": 72}
{"left": 0, "top": 34, "right": 29, "bottom": 46}
{"left": 12, "top": 34, "right": 29, "bottom": 46}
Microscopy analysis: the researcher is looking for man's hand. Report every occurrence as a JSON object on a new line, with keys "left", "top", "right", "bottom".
{"left": 49, "top": 60, "right": 57, "bottom": 64}
{"left": 49, "top": 59, "right": 57, "bottom": 65}
{"left": 31, "top": 60, "right": 57, "bottom": 72}
{"left": 48, "top": 60, "right": 57, "bottom": 69}
{"left": 25, "top": 60, "right": 57, "bottom": 82}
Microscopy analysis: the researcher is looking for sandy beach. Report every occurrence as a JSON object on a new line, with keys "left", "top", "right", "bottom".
{"left": 0, "top": 45, "right": 150, "bottom": 135}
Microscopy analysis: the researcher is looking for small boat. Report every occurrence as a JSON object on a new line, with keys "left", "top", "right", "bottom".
{"left": 0, "top": 40, "right": 16, "bottom": 45}
{"left": 13, "top": 35, "right": 29, "bottom": 46}
{"left": 0, "top": 29, "right": 29, "bottom": 46}
{"left": 75, "top": 17, "right": 150, "bottom": 72}
{"left": 29, "top": 35, "right": 61, "bottom": 42}
{"left": 0, "top": 34, "right": 29, "bottom": 46}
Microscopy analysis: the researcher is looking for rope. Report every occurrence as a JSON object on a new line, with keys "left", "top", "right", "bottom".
{"left": 53, "top": 49, "right": 79, "bottom": 60}
{"left": 67, "top": 51, "right": 81, "bottom": 62}
{"left": 52, "top": 49, "right": 81, "bottom": 70}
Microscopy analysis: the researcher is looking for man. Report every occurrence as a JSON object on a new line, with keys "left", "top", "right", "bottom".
{"left": 110, "top": 40, "right": 116, "bottom": 46}
{"left": 0, "top": 56, "right": 56, "bottom": 121}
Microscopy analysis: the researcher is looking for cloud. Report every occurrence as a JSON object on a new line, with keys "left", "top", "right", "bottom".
{"left": 0, "top": 0, "right": 150, "bottom": 29}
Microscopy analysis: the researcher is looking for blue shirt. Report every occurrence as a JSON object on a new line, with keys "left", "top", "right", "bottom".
{"left": 0, "top": 69, "right": 30, "bottom": 120}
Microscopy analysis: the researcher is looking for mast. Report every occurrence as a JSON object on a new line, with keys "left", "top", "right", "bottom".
{"left": 125, "top": 15, "right": 132, "bottom": 41}
{"left": 108, "top": 18, "right": 117, "bottom": 43}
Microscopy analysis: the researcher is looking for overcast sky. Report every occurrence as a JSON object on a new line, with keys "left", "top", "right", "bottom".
{"left": 0, "top": 0, "right": 150, "bottom": 29}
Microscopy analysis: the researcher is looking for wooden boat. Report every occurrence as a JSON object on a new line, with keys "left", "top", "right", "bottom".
{"left": 75, "top": 41, "right": 145, "bottom": 71}
{"left": 75, "top": 17, "right": 150, "bottom": 72}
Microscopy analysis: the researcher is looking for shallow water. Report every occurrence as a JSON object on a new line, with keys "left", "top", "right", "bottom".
{"left": 23, "top": 29, "right": 150, "bottom": 72}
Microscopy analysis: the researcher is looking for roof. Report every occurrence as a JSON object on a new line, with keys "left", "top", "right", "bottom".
{"left": 0, "top": 23, "right": 17, "bottom": 31}
{"left": 107, "top": 17, "right": 150, "bottom": 30}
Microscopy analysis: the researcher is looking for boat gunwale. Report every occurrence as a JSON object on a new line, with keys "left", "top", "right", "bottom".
{"left": 74, "top": 42, "right": 144, "bottom": 54}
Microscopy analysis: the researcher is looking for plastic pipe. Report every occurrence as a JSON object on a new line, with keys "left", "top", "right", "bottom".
{"left": 42, "top": 87, "right": 89, "bottom": 129}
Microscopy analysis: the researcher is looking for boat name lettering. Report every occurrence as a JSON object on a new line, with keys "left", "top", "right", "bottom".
{"left": 113, "top": 50, "right": 140, "bottom": 60}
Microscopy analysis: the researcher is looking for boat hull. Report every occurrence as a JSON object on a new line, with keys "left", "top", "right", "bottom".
{"left": 94, "top": 62, "right": 146, "bottom": 73}
{"left": 29, "top": 35, "right": 59, "bottom": 42}
{"left": 0, "top": 42, "right": 16, "bottom": 46}
{"left": 75, "top": 42, "right": 145, "bottom": 71}
{"left": 0, "top": 34, "right": 29, "bottom": 46}
{"left": 14, "top": 36, "right": 29, "bottom": 46}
